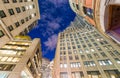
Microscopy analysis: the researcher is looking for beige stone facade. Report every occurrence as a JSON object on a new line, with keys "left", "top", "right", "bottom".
{"left": 69, "top": 0, "right": 120, "bottom": 44}
{"left": 0, "top": 38, "right": 42, "bottom": 78}
{"left": 53, "top": 16, "right": 120, "bottom": 78}
{"left": 0, "top": 0, "right": 40, "bottom": 47}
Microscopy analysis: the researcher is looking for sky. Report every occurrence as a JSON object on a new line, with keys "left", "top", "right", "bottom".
{"left": 28, "top": 0, "right": 76, "bottom": 61}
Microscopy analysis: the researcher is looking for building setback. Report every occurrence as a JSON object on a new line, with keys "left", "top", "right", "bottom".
{"left": 0, "top": 0, "right": 40, "bottom": 47}
{"left": 53, "top": 16, "right": 120, "bottom": 78}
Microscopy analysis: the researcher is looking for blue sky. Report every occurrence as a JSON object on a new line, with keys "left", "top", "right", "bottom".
{"left": 28, "top": 0, "right": 76, "bottom": 61}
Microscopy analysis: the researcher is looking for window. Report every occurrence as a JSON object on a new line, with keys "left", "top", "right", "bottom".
{"left": 68, "top": 46, "right": 71, "bottom": 50}
{"left": 29, "top": 15, "right": 31, "bottom": 19}
{"left": 98, "top": 59, "right": 112, "bottom": 66}
{"left": 22, "top": 6, "right": 26, "bottom": 11}
{"left": 68, "top": 51, "right": 72, "bottom": 54}
{"left": 76, "top": 4, "right": 79, "bottom": 10}
{"left": 60, "top": 63, "right": 63, "bottom": 68}
{"left": 72, "top": 72, "right": 84, "bottom": 78}
{"left": 19, "top": 0, "right": 23, "bottom": 2}
{"left": 60, "top": 72, "right": 68, "bottom": 78}
{"left": 7, "top": 25, "right": 13, "bottom": 31}
{"left": 8, "top": 9, "right": 14, "bottom": 15}
{"left": 69, "top": 56, "right": 73, "bottom": 60}
{"left": 97, "top": 47, "right": 102, "bottom": 51}
{"left": 16, "top": 7, "right": 21, "bottom": 13}
{"left": 0, "top": 64, "right": 15, "bottom": 71}
{"left": 73, "top": 46, "right": 76, "bottom": 49}
{"left": 87, "top": 54, "right": 92, "bottom": 59}
{"left": 0, "top": 30, "right": 4, "bottom": 37}
{"left": 33, "top": 5, "right": 35, "bottom": 8}
{"left": 79, "top": 50, "right": 83, "bottom": 54}
{"left": 77, "top": 45, "right": 81, "bottom": 48}
{"left": 63, "top": 63, "right": 67, "bottom": 68}
{"left": 21, "top": 19, "right": 25, "bottom": 24}
{"left": 24, "top": 0, "right": 27, "bottom": 2}
{"left": 2, "top": 0, "right": 9, "bottom": 3}
{"left": 12, "top": 0, "right": 17, "bottom": 3}
{"left": 81, "top": 55, "right": 86, "bottom": 60}
{"left": 75, "top": 55, "right": 79, "bottom": 60}
{"left": 72, "top": 3, "right": 75, "bottom": 7}
{"left": 25, "top": 17, "right": 29, "bottom": 21}
{"left": 84, "top": 61, "right": 96, "bottom": 67}
{"left": 0, "top": 10, "right": 6, "bottom": 18}
{"left": 15, "top": 22, "right": 20, "bottom": 27}
{"left": 115, "top": 58, "right": 120, "bottom": 64}
{"left": 94, "top": 53, "right": 99, "bottom": 58}
{"left": 70, "top": 62, "right": 81, "bottom": 68}
{"left": 114, "top": 50, "right": 120, "bottom": 56}
{"left": 101, "top": 52, "right": 107, "bottom": 57}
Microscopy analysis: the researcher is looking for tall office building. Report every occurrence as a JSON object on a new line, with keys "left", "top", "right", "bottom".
{"left": 0, "top": 0, "right": 40, "bottom": 47}
{"left": 69, "top": 0, "right": 120, "bottom": 44}
{"left": 53, "top": 16, "right": 120, "bottom": 78}
{"left": 40, "top": 58, "right": 51, "bottom": 78}
{"left": 0, "top": 36, "right": 42, "bottom": 78}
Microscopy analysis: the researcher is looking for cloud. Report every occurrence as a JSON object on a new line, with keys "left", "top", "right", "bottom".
{"left": 48, "top": 21, "right": 60, "bottom": 30}
{"left": 44, "top": 34, "right": 58, "bottom": 51}
{"left": 48, "top": 0, "right": 68, "bottom": 7}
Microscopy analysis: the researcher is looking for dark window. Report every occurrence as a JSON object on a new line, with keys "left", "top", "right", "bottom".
{"left": 15, "top": 22, "right": 20, "bottom": 27}
{"left": 81, "top": 55, "right": 86, "bottom": 60}
{"left": 19, "top": 0, "right": 23, "bottom": 2}
{"left": 25, "top": 17, "right": 29, "bottom": 21}
{"left": 24, "top": 0, "right": 27, "bottom": 2}
{"left": 76, "top": 4, "right": 79, "bottom": 10}
{"left": 22, "top": 6, "right": 26, "bottom": 12}
{"left": 29, "top": 15, "right": 31, "bottom": 19}
{"left": 0, "top": 30, "right": 4, "bottom": 37}
{"left": 8, "top": 9, "right": 14, "bottom": 15}
{"left": 0, "top": 10, "right": 6, "bottom": 18}
{"left": 101, "top": 52, "right": 107, "bottom": 57}
{"left": 21, "top": 19, "right": 25, "bottom": 24}
{"left": 2, "top": 0, "right": 9, "bottom": 3}
{"left": 16, "top": 7, "right": 21, "bottom": 13}
{"left": 75, "top": 55, "right": 79, "bottom": 60}
{"left": 87, "top": 54, "right": 92, "bottom": 59}
{"left": 69, "top": 56, "right": 73, "bottom": 60}
{"left": 34, "top": 13, "right": 36, "bottom": 16}
{"left": 7, "top": 25, "right": 14, "bottom": 31}
{"left": 12, "top": 0, "right": 17, "bottom": 3}
{"left": 72, "top": 3, "right": 75, "bottom": 7}
{"left": 33, "top": 5, "right": 35, "bottom": 8}
{"left": 83, "top": 6, "right": 93, "bottom": 19}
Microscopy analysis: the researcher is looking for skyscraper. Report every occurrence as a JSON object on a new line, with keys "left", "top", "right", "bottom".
{"left": 0, "top": 0, "right": 40, "bottom": 47}
{"left": 0, "top": 36, "right": 42, "bottom": 78}
{"left": 69, "top": 0, "right": 120, "bottom": 44}
{"left": 40, "top": 58, "right": 51, "bottom": 78}
{"left": 53, "top": 16, "right": 120, "bottom": 78}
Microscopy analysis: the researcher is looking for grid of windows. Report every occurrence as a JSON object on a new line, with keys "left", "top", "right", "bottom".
{"left": 57, "top": 16, "right": 120, "bottom": 78}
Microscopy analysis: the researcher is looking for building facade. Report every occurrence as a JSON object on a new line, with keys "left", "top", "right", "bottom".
{"left": 69, "top": 0, "right": 120, "bottom": 44}
{"left": 0, "top": 0, "right": 40, "bottom": 47}
{"left": 53, "top": 16, "right": 120, "bottom": 78}
{"left": 0, "top": 36, "right": 42, "bottom": 78}
{"left": 40, "top": 58, "right": 54, "bottom": 78}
